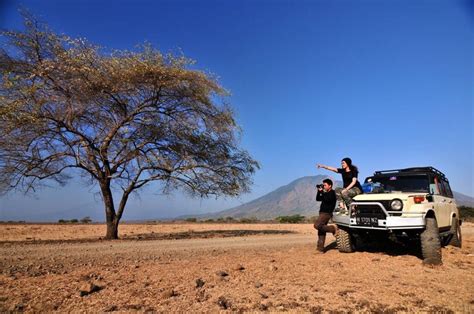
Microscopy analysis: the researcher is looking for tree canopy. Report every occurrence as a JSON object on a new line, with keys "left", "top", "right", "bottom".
{"left": 0, "top": 13, "right": 259, "bottom": 238}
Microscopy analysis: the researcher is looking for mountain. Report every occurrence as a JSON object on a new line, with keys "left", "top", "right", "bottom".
{"left": 195, "top": 176, "right": 474, "bottom": 220}
{"left": 202, "top": 176, "right": 339, "bottom": 219}
{"left": 454, "top": 191, "right": 474, "bottom": 207}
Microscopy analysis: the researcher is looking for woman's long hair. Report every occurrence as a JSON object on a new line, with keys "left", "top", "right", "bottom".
{"left": 342, "top": 157, "right": 358, "bottom": 173}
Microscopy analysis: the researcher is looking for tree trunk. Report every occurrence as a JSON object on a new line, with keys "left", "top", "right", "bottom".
{"left": 100, "top": 181, "right": 120, "bottom": 240}
{"left": 106, "top": 217, "right": 120, "bottom": 239}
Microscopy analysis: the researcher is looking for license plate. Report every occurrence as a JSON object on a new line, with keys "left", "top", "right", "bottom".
{"left": 356, "top": 216, "right": 379, "bottom": 226}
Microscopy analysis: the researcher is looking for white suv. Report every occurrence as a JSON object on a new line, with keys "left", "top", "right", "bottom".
{"left": 333, "top": 167, "right": 462, "bottom": 264}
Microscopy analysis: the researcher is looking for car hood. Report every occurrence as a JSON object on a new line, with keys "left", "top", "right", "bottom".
{"left": 353, "top": 192, "right": 422, "bottom": 202}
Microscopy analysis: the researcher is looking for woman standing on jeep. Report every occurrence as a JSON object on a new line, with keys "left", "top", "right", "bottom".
{"left": 317, "top": 157, "right": 363, "bottom": 209}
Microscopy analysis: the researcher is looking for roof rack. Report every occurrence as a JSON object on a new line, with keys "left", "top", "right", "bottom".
{"left": 373, "top": 167, "right": 447, "bottom": 180}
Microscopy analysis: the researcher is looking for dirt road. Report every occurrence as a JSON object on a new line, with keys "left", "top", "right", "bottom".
{"left": 1, "top": 223, "right": 473, "bottom": 312}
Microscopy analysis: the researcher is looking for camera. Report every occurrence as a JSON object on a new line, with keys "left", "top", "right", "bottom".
{"left": 316, "top": 184, "right": 324, "bottom": 189}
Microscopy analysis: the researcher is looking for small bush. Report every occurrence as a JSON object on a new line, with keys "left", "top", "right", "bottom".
{"left": 212, "top": 216, "right": 237, "bottom": 223}
{"left": 459, "top": 206, "right": 474, "bottom": 222}
{"left": 80, "top": 216, "right": 92, "bottom": 224}
{"left": 276, "top": 214, "right": 306, "bottom": 224}
{"left": 58, "top": 219, "right": 80, "bottom": 224}
{"left": 239, "top": 217, "right": 259, "bottom": 223}
{"left": 305, "top": 216, "right": 318, "bottom": 223}
{"left": 185, "top": 217, "right": 197, "bottom": 223}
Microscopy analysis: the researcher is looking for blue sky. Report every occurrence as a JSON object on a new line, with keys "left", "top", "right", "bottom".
{"left": 0, "top": 0, "right": 473, "bottom": 221}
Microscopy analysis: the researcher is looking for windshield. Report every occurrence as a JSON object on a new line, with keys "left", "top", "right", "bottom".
{"left": 365, "top": 175, "right": 429, "bottom": 193}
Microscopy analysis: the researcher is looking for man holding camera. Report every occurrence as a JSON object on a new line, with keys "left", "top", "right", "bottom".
{"left": 314, "top": 178, "right": 338, "bottom": 252}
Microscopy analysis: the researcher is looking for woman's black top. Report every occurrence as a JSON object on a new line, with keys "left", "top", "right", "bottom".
{"left": 316, "top": 189, "right": 336, "bottom": 214}
{"left": 337, "top": 168, "right": 363, "bottom": 191}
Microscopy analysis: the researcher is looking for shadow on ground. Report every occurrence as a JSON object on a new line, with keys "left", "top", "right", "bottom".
{"left": 321, "top": 238, "right": 424, "bottom": 259}
{"left": 354, "top": 239, "right": 423, "bottom": 260}
{"left": 323, "top": 240, "right": 338, "bottom": 253}
{"left": 127, "top": 229, "right": 296, "bottom": 240}
{"left": 0, "top": 229, "right": 296, "bottom": 245}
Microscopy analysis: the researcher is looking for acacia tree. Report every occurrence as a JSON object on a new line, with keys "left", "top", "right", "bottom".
{"left": 0, "top": 15, "right": 259, "bottom": 239}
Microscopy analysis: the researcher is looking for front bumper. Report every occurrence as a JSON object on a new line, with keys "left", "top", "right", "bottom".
{"left": 332, "top": 201, "right": 426, "bottom": 230}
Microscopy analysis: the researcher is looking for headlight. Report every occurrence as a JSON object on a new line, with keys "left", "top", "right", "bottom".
{"left": 390, "top": 199, "right": 403, "bottom": 210}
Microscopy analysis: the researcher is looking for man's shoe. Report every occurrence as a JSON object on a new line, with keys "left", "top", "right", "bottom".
{"left": 316, "top": 236, "right": 326, "bottom": 252}
{"left": 330, "top": 224, "right": 339, "bottom": 236}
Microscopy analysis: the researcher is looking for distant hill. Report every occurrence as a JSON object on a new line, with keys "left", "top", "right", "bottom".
{"left": 190, "top": 176, "right": 474, "bottom": 220}
{"left": 454, "top": 191, "right": 474, "bottom": 207}
{"left": 199, "top": 175, "right": 339, "bottom": 220}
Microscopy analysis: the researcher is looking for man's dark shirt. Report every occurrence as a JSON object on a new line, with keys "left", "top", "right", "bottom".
{"left": 316, "top": 189, "right": 336, "bottom": 214}
{"left": 337, "top": 168, "right": 363, "bottom": 191}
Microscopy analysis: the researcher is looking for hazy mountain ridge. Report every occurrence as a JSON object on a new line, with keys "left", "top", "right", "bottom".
{"left": 200, "top": 175, "right": 339, "bottom": 219}
{"left": 189, "top": 176, "right": 474, "bottom": 220}
{"left": 453, "top": 191, "right": 474, "bottom": 208}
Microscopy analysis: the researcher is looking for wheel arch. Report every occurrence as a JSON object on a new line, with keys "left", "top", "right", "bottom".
{"left": 450, "top": 212, "right": 458, "bottom": 226}
{"left": 424, "top": 209, "right": 436, "bottom": 220}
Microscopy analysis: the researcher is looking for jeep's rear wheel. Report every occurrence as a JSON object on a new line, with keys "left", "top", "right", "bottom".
{"left": 448, "top": 218, "right": 462, "bottom": 248}
{"left": 420, "top": 217, "right": 442, "bottom": 265}
{"left": 336, "top": 228, "right": 355, "bottom": 253}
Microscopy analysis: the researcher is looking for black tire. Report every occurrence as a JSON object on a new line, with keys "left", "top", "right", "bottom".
{"left": 448, "top": 218, "right": 462, "bottom": 248}
{"left": 420, "top": 217, "right": 442, "bottom": 265}
{"left": 336, "top": 228, "right": 355, "bottom": 253}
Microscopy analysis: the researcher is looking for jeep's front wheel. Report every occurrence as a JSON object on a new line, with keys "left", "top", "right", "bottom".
{"left": 420, "top": 217, "right": 442, "bottom": 265}
{"left": 336, "top": 228, "right": 355, "bottom": 253}
{"left": 448, "top": 218, "right": 462, "bottom": 248}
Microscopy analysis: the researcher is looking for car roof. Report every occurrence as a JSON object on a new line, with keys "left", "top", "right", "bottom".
{"left": 371, "top": 167, "right": 448, "bottom": 181}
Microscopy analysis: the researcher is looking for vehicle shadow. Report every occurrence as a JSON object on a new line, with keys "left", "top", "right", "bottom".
{"left": 354, "top": 239, "right": 423, "bottom": 260}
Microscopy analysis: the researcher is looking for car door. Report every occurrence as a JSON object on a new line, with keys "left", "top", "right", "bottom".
{"left": 442, "top": 180, "right": 457, "bottom": 226}
{"left": 432, "top": 176, "right": 450, "bottom": 229}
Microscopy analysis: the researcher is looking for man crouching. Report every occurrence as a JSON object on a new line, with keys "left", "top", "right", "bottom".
{"left": 314, "top": 179, "right": 338, "bottom": 252}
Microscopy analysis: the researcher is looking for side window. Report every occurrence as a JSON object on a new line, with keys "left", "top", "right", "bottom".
{"left": 438, "top": 179, "right": 447, "bottom": 196}
{"left": 430, "top": 176, "right": 440, "bottom": 195}
{"left": 443, "top": 181, "right": 453, "bottom": 198}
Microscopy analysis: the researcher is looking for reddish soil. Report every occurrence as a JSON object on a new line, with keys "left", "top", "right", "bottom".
{"left": 0, "top": 223, "right": 473, "bottom": 312}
